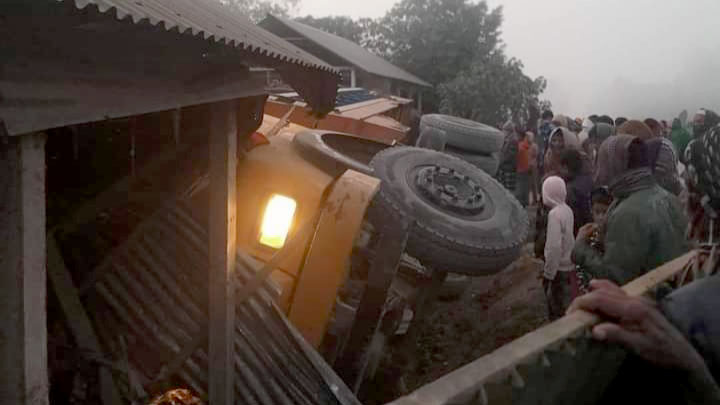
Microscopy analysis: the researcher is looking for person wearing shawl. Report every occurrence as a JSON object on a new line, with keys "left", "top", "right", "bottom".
{"left": 618, "top": 120, "right": 654, "bottom": 140}
{"left": 541, "top": 176, "right": 578, "bottom": 320}
{"left": 644, "top": 118, "right": 663, "bottom": 138}
{"left": 671, "top": 118, "right": 692, "bottom": 164}
{"left": 647, "top": 136, "right": 683, "bottom": 195}
{"left": 535, "top": 127, "right": 587, "bottom": 258}
{"left": 620, "top": 120, "right": 682, "bottom": 195}
{"left": 693, "top": 108, "right": 720, "bottom": 138}
{"left": 552, "top": 114, "right": 571, "bottom": 129}
{"left": 575, "top": 135, "right": 689, "bottom": 285}
{"left": 497, "top": 120, "right": 519, "bottom": 192}
{"left": 583, "top": 122, "right": 614, "bottom": 164}
{"left": 543, "top": 127, "right": 581, "bottom": 178}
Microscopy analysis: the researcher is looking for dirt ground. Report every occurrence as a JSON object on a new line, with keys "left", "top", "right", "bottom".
{"left": 366, "top": 243, "right": 549, "bottom": 403}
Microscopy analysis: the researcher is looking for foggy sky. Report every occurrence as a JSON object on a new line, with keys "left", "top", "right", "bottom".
{"left": 297, "top": 0, "right": 720, "bottom": 120}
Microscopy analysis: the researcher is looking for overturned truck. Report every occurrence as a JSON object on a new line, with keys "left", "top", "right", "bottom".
{"left": 2, "top": 0, "right": 532, "bottom": 404}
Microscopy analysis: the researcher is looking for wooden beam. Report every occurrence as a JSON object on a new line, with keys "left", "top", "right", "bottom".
{"left": 46, "top": 235, "right": 123, "bottom": 405}
{"left": 0, "top": 131, "right": 49, "bottom": 404}
{"left": 208, "top": 100, "right": 238, "bottom": 405}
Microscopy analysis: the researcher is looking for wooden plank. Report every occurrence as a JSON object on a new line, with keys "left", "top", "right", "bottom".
{"left": 388, "top": 251, "right": 697, "bottom": 405}
{"left": 46, "top": 235, "right": 123, "bottom": 405}
{"left": 208, "top": 100, "right": 238, "bottom": 405}
{"left": 0, "top": 131, "right": 49, "bottom": 404}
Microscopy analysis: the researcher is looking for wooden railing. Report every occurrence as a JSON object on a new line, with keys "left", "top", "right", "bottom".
{"left": 386, "top": 250, "right": 710, "bottom": 405}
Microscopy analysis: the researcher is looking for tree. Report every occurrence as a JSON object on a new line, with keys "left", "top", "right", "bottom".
{"left": 438, "top": 51, "right": 547, "bottom": 127}
{"left": 369, "top": 0, "right": 504, "bottom": 109}
{"left": 221, "top": 0, "right": 298, "bottom": 23}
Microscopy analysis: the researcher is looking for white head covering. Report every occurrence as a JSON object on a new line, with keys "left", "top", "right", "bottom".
{"left": 542, "top": 176, "right": 567, "bottom": 208}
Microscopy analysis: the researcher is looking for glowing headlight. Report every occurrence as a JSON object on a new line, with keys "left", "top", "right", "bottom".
{"left": 259, "top": 194, "right": 297, "bottom": 249}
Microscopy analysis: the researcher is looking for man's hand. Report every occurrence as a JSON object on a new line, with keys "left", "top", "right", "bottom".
{"left": 567, "top": 280, "right": 706, "bottom": 372}
{"left": 576, "top": 223, "right": 597, "bottom": 243}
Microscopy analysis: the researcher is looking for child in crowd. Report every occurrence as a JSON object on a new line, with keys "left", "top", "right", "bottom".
{"left": 542, "top": 176, "right": 577, "bottom": 320}
{"left": 575, "top": 187, "right": 613, "bottom": 294}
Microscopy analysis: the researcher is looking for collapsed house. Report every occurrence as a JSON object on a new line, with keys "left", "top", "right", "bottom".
{"left": 0, "top": 0, "right": 360, "bottom": 403}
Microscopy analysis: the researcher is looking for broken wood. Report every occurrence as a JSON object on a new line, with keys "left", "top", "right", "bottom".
{"left": 47, "top": 235, "right": 123, "bottom": 405}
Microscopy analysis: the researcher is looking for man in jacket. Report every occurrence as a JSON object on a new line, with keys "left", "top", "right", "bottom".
{"left": 573, "top": 135, "right": 689, "bottom": 285}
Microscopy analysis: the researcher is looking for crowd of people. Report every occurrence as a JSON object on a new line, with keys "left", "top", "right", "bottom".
{"left": 495, "top": 108, "right": 720, "bottom": 401}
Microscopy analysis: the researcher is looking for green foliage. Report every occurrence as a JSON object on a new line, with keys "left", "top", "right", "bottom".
{"left": 373, "top": 0, "right": 503, "bottom": 89}
{"left": 221, "top": 0, "right": 298, "bottom": 23}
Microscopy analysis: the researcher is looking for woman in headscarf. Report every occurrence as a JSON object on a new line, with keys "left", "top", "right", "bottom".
{"left": 644, "top": 118, "right": 663, "bottom": 138}
{"left": 535, "top": 127, "right": 587, "bottom": 257}
{"left": 541, "top": 176, "right": 577, "bottom": 320}
{"left": 543, "top": 127, "right": 581, "bottom": 178}
{"left": 576, "top": 135, "right": 689, "bottom": 285}
{"left": 583, "top": 123, "right": 614, "bottom": 164}
{"left": 646, "top": 136, "right": 683, "bottom": 195}
{"left": 685, "top": 123, "right": 720, "bottom": 241}
{"left": 618, "top": 120, "right": 654, "bottom": 141}
{"left": 619, "top": 120, "right": 682, "bottom": 195}
{"left": 692, "top": 109, "right": 720, "bottom": 138}
{"left": 552, "top": 114, "right": 571, "bottom": 129}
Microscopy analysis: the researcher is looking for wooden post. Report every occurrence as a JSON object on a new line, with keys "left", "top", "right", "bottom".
{"left": 208, "top": 101, "right": 238, "bottom": 405}
{"left": 0, "top": 132, "right": 49, "bottom": 404}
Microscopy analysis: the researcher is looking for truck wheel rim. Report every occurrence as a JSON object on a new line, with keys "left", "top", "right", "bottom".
{"left": 412, "top": 165, "right": 487, "bottom": 216}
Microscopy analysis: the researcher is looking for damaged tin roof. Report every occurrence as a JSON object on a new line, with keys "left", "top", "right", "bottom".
{"left": 61, "top": 0, "right": 336, "bottom": 73}
{"left": 0, "top": 0, "right": 340, "bottom": 135}
{"left": 79, "top": 199, "right": 359, "bottom": 404}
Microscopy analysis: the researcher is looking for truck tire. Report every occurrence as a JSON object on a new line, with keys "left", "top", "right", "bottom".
{"left": 415, "top": 127, "right": 447, "bottom": 151}
{"left": 420, "top": 114, "right": 504, "bottom": 154}
{"left": 292, "top": 130, "right": 389, "bottom": 176}
{"left": 370, "top": 147, "right": 528, "bottom": 275}
{"left": 438, "top": 273, "right": 470, "bottom": 300}
{"left": 444, "top": 147, "right": 500, "bottom": 176}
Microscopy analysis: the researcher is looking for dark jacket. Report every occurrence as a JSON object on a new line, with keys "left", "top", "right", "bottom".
{"left": 573, "top": 184, "right": 689, "bottom": 285}
{"left": 565, "top": 173, "right": 593, "bottom": 234}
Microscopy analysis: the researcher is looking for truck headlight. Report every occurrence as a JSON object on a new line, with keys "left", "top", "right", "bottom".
{"left": 259, "top": 194, "right": 297, "bottom": 249}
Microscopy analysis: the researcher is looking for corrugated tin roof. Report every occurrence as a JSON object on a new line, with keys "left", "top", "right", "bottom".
{"left": 61, "top": 0, "right": 337, "bottom": 73}
{"left": 81, "top": 199, "right": 359, "bottom": 404}
{"left": 264, "top": 15, "right": 432, "bottom": 88}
